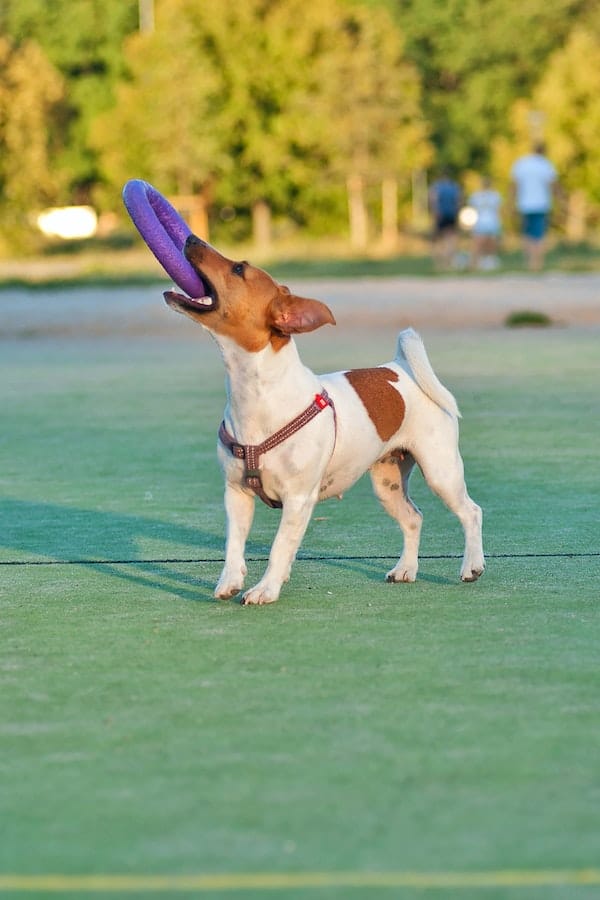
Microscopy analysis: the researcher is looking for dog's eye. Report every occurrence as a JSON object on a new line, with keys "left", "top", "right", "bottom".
{"left": 232, "top": 262, "right": 246, "bottom": 277}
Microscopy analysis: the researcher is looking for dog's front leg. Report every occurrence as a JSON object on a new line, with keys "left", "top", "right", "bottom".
{"left": 242, "top": 490, "right": 319, "bottom": 606}
{"left": 215, "top": 483, "right": 255, "bottom": 600}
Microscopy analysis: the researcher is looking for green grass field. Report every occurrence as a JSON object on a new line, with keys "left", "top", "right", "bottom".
{"left": 1, "top": 313, "right": 599, "bottom": 898}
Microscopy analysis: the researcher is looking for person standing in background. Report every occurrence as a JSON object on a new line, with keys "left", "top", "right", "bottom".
{"left": 469, "top": 176, "right": 502, "bottom": 270}
{"left": 429, "top": 170, "right": 462, "bottom": 270}
{"left": 511, "top": 143, "right": 557, "bottom": 271}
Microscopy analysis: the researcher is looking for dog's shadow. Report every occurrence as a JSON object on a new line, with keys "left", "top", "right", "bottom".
{"left": 0, "top": 497, "right": 244, "bottom": 603}
{"left": 1, "top": 498, "right": 456, "bottom": 604}
{"left": 309, "top": 554, "right": 456, "bottom": 586}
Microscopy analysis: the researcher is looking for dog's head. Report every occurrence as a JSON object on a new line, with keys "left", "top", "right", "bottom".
{"left": 164, "top": 235, "right": 335, "bottom": 352}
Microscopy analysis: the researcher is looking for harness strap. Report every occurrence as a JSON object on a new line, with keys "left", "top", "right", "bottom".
{"left": 218, "top": 390, "right": 335, "bottom": 509}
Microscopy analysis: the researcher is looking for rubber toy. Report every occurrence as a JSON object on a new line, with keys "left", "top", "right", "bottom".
{"left": 122, "top": 179, "right": 205, "bottom": 297}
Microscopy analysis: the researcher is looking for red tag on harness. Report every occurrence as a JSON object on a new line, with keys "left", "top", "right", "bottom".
{"left": 314, "top": 393, "right": 328, "bottom": 410}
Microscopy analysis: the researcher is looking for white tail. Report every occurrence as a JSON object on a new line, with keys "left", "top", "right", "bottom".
{"left": 395, "top": 328, "right": 461, "bottom": 418}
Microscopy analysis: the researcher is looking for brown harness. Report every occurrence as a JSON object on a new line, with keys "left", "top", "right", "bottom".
{"left": 218, "top": 390, "right": 335, "bottom": 509}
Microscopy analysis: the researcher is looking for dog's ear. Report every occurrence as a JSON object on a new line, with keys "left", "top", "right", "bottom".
{"left": 269, "top": 291, "right": 336, "bottom": 334}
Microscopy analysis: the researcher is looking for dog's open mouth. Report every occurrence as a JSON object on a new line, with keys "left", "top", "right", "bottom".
{"left": 163, "top": 275, "right": 217, "bottom": 314}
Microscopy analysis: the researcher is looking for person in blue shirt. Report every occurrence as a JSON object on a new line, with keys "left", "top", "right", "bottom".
{"left": 429, "top": 170, "right": 462, "bottom": 270}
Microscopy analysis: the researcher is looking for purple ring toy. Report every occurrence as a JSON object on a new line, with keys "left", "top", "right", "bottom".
{"left": 122, "top": 179, "right": 205, "bottom": 297}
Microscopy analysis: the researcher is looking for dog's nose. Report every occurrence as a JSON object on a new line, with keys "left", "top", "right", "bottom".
{"left": 184, "top": 234, "right": 206, "bottom": 251}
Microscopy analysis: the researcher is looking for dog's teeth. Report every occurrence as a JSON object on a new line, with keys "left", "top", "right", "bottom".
{"left": 193, "top": 296, "right": 212, "bottom": 306}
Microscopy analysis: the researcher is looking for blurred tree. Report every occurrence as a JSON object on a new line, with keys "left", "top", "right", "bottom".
{"left": 0, "top": 0, "right": 138, "bottom": 199}
{"left": 533, "top": 27, "right": 600, "bottom": 237}
{"left": 307, "top": 3, "right": 431, "bottom": 246}
{"left": 392, "top": 0, "right": 591, "bottom": 173}
{"left": 90, "top": 0, "right": 222, "bottom": 235}
{"left": 182, "top": 0, "right": 333, "bottom": 247}
{"left": 0, "top": 37, "right": 65, "bottom": 250}
{"left": 491, "top": 21, "right": 600, "bottom": 238}
{"left": 0, "top": 0, "right": 597, "bottom": 248}
{"left": 94, "top": 0, "right": 429, "bottom": 248}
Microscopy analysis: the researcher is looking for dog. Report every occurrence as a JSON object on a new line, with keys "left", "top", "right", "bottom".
{"left": 164, "top": 235, "right": 485, "bottom": 604}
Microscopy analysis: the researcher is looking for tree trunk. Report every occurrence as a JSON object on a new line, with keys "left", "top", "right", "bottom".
{"left": 172, "top": 193, "right": 209, "bottom": 241}
{"left": 346, "top": 174, "right": 368, "bottom": 250}
{"left": 565, "top": 190, "right": 587, "bottom": 242}
{"left": 252, "top": 199, "right": 272, "bottom": 254}
{"left": 138, "top": 0, "right": 155, "bottom": 32}
{"left": 411, "top": 169, "right": 429, "bottom": 231}
{"left": 189, "top": 195, "right": 209, "bottom": 240}
{"left": 381, "top": 177, "right": 398, "bottom": 251}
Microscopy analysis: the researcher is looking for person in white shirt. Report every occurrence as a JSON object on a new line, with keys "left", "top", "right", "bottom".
{"left": 511, "top": 143, "right": 557, "bottom": 271}
{"left": 469, "top": 176, "right": 502, "bottom": 270}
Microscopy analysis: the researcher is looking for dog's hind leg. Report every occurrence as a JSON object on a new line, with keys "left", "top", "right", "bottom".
{"left": 415, "top": 439, "right": 485, "bottom": 582}
{"left": 215, "top": 484, "right": 255, "bottom": 599}
{"left": 370, "top": 451, "right": 423, "bottom": 583}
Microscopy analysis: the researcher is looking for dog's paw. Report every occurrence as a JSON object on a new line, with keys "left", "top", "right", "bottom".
{"left": 241, "top": 582, "right": 281, "bottom": 606}
{"left": 460, "top": 553, "right": 485, "bottom": 582}
{"left": 215, "top": 564, "right": 247, "bottom": 600}
{"left": 460, "top": 564, "right": 485, "bottom": 583}
{"left": 385, "top": 562, "right": 418, "bottom": 583}
{"left": 214, "top": 584, "right": 242, "bottom": 600}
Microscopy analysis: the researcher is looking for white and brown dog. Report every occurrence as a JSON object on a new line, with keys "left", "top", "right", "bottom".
{"left": 165, "top": 235, "right": 484, "bottom": 604}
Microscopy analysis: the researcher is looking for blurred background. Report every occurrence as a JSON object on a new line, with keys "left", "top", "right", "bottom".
{"left": 0, "top": 0, "right": 599, "bottom": 268}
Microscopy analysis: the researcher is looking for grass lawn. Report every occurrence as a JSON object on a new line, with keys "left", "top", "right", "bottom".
{"left": 1, "top": 318, "right": 599, "bottom": 899}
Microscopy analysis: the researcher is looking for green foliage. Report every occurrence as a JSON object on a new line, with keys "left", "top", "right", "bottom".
{"left": 393, "top": 0, "right": 590, "bottom": 172}
{"left": 489, "top": 21, "right": 600, "bottom": 229}
{"left": 0, "top": 36, "right": 66, "bottom": 251}
{"left": 1, "top": 0, "right": 600, "bottom": 247}
{"left": 504, "top": 310, "right": 553, "bottom": 328}
{"left": 534, "top": 28, "right": 600, "bottom": 205}
{"left": 91, "top": 0, "right": 222, "bottom": 208}
{"left": 0, "top": 0, "right": 138, "bottom": 193}
{"left": 92, "top": 0, "right": 430, "bottom": 233}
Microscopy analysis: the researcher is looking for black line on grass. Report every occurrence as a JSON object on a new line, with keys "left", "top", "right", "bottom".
{"left": 1, "top": 552, "right": 599, "bottom": 567}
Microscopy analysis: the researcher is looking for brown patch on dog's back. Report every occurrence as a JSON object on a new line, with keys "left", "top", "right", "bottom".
{"left": 345, "top": 367, "right": 405, "bottom": 440}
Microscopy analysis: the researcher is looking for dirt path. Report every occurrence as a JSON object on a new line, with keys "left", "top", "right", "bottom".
{"left": 300, "top": 273, "right": 600, "bottom": 328}
{"left": 1, "top": 273, "right": 599, "bottom": 338}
